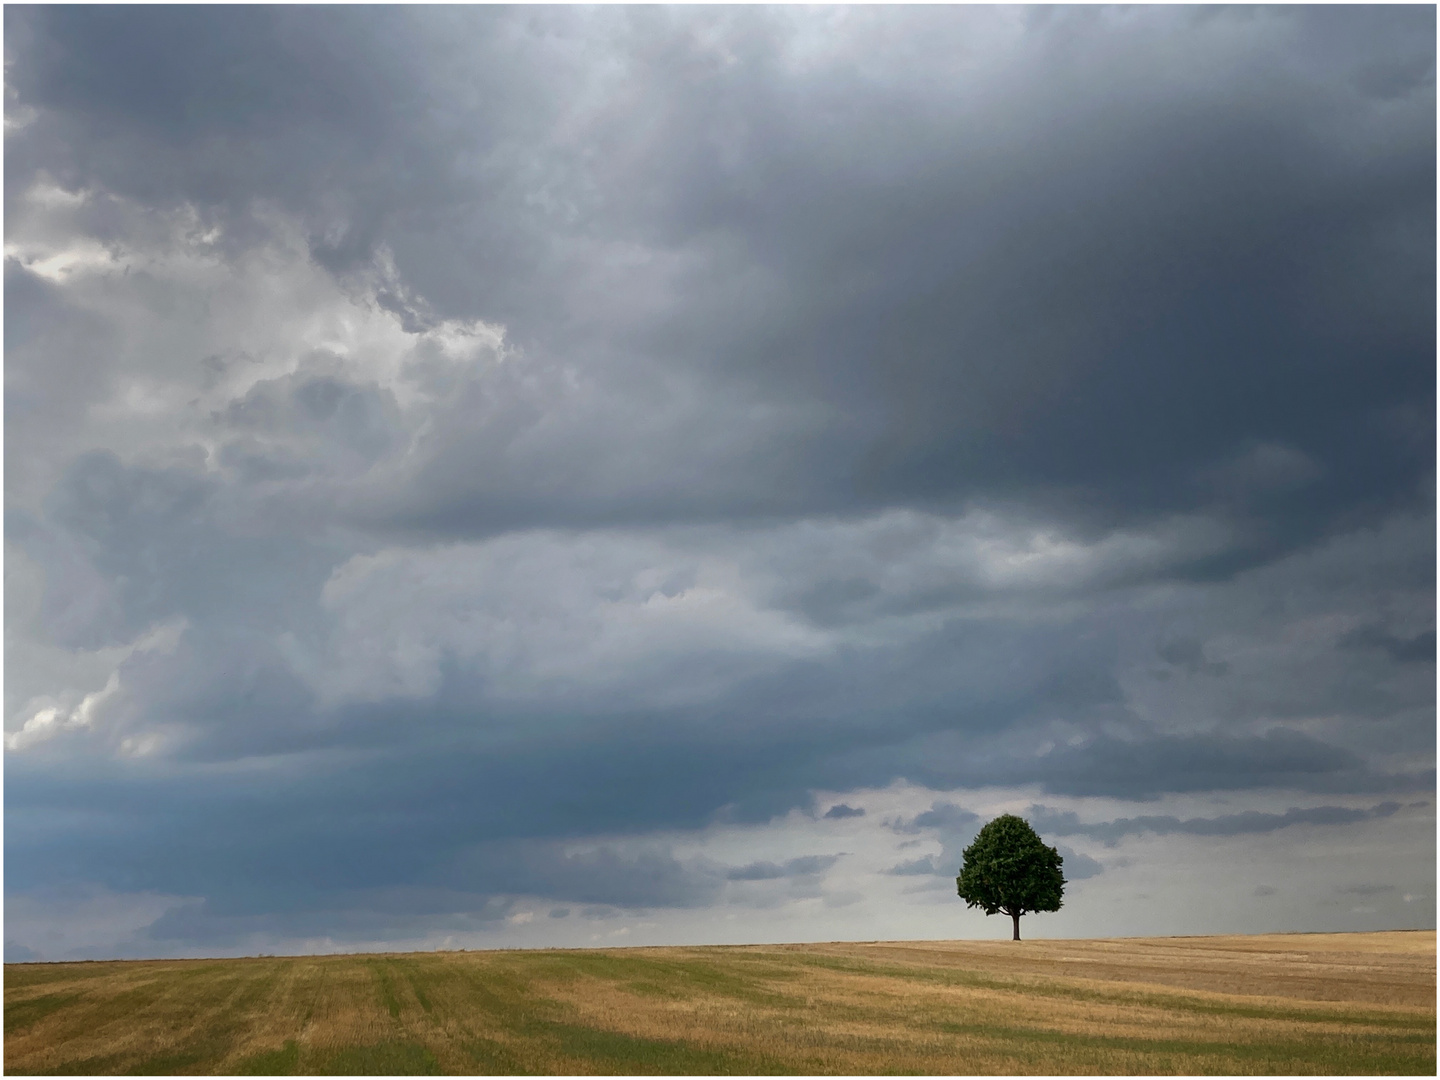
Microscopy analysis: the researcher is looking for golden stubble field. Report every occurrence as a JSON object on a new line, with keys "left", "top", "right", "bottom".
{"left": 4, "top": 931, "right": 1434, "bottom": 1075}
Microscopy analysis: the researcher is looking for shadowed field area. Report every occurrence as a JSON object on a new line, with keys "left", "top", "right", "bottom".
{"left": 4, "top": 931, "right": 1434, "bottom": 1075}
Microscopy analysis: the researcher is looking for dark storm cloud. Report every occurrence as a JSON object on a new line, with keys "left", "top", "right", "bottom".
{"left": 5, "top": 752, "right": 729, "bottom": 938}
{"left": 888, "top": 803, "right": 981, "bottom": 836}
{"left": 447, "top": 843, "right": 725, "bottom": 910}
{"left": 13, "top": 661, "right": 1425, "bottom": 917}
{"left": 4, "top": 6, "right": 445, "bottom": 240}
{"left": 5, "top": 6, "right": 1434, "bottom": 953}
{"left": 1015, "top": 732, "right": 1424, "bottom": 799}
{"left": 8, "top": 6, "right": 1432, "bottom": 543}
{"left": 1340, "top": 625, "right": 1436, "bottom": 665}
{"left": 1027, "top": 800, "right": 1404, "bottom": 847}
{"left": 4, "top": 570, "right": 1429, "bottom": 942}
{"left": 27, "top": 450, "right": 342, "bottom": 650}
{"left": 143, "top": 892, "right": 519, "bottom": 949}
{"left": 1155, "top": 637, "right": 1230, "bottom": 677}
{"left": 802, "top": 722, "right": 1428, "bottom": 804}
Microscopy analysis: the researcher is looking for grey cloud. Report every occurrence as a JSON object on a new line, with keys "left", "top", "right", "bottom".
{"left": 373, "top": 287, "right": 438, "bottom": 336}
{"left": 890, "top": 803, "right": 980, "bottom": 835}
{"left": 1336, "top": 883, "right": 1398, "bottom": 897}
{"left": 3, "top": 604, "right": 1425, "bottom": 942}
{"left": 570, "top": 906, "right": 626, "bottom": 921}
{"left": 880, "top": 803, "right": 984, "bottom": 883}
{"left": 899, "top": 877, "right": 958, "bottom": 896}
{"left": 9, "top": 7, "right": 1432, "bottom": 545}
{"left": 4, "top": 747, "right": 727, "bottom": 917}
{"left": 885, "top": 856, "right": 942, "bottom": 877}
{"left": 1340, "top": 625, "right": 1436, "bottom": 665}
{"left": 808, "top": 722, "right": 1426, "bottom": 806}
{"left": 5, "top": 682, "right": 1426, "bottom": 949}
{"left": 1055, "top": 845, "right": 1104, "bottom": 882}
{"left": 5, "top": 6, "right": 1433, "bottom": 954}
{"left": 882, "top": 833, "right": 1100, "bottom": 883}
{"left": 448, "top": 843, "right": 725, "bottom": 911}
{"left": 726, "top": 855, "right": 841, "bottom": 882}
{"left": 1156, "top": 637, "right": 1229, "bottom": 677}
{"left": 1027, "top": 801, "right": 1404, "bottom": 847}
{"left": 37, "top": 452, "right": 337, "bottom": 648}
{"left": 1017, "top": 731, "right": 1419, "bottom": 799}
{"left": 213, "top": 369, "right": 403, "bottom": 469}
{"left": 145, "top": 891, "right": 518, "bottom": 948}
{"left": 5, "top": 941, "right": 40, "bottom": 963}
{"left": 823, "top": 804, "right": 864, "bottom": 819}
{"left": 1197, "top": 443, "right": 1324, "bottom": 507}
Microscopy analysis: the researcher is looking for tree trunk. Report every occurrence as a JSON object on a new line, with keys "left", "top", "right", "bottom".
{"left": 1011, "top": 911, "right": 1021, "bottom": 941}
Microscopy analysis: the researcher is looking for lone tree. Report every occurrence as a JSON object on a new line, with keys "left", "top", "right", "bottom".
{"left": 956, "top": 814, "right": 1065, "bottom": 941}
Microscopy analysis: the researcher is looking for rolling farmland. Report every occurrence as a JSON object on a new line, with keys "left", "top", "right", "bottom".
{"left": 5, "top": 931, "right": 1434, "bottom": 1075}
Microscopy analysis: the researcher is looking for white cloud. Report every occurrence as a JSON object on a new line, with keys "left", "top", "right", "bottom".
{"left": 5, "top": 182, "right": 507, "bottom": 515}
{"left": 6, "top": 618, "right": 187, "bottom": 752}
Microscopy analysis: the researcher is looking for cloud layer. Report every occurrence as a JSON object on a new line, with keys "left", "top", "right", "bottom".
{"left": 5, "top": 6, "right": 1434, "bottom": 959}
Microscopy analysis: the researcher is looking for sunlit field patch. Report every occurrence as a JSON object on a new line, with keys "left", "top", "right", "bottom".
{"left": 5, "top": 931, "right": 1433, "bottom": 1075}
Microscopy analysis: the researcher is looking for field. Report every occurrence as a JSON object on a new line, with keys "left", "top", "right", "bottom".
{"left": 4, "top": 931, "right": 1434, "bottom": 1075}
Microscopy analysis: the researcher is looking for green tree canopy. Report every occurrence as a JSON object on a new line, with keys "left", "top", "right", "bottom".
{"left": 956, "top": 814, "right": 1065, "bottom": 940}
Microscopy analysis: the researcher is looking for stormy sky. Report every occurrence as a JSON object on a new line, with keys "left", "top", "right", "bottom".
{"left": 4, "top": 6, "right": 1434, "bottom": 962}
